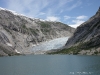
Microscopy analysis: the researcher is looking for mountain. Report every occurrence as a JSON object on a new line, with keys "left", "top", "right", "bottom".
{"left": 49, "top": 7, "right": 100, "bottom": 55}
{"left": 0, "top": 7, "right": 75, "bottom": 56}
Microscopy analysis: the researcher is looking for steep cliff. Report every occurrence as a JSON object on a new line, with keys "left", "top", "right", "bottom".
{"left": 49, "top": 7, "right": 100, "bottom": 55}
{"left": 65, "top": 7, "right": 100, "bottom": 48}
{"left": 0, "top": 7, "right": 75, "bottom": 56}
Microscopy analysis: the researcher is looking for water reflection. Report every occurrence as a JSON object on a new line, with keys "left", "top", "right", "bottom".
{"left": 0, "top": 55, "right": 100, "bottom": 75}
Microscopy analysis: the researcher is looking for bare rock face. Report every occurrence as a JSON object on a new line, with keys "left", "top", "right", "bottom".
{"left": 64, "top": 7, "right": 100, "bottom": 55}
{"left": 0, "top": 7, "right": 75, "bottom": 56}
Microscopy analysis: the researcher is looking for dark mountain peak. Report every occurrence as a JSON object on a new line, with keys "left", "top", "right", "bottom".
{"left": 99, "top": 6, "right": 100, "bottom": 10}
{"left": 97, "top": 6, "right": 100, "bottom": 12}
{"left": 95, "top": 7, "right": 100, "bottom": 16}
{"left": 61, "top": 7, "right": 100, "bottom": 55}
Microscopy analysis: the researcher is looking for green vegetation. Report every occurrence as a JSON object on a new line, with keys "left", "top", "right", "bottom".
{"left": 29, "top": 28, "right": 38, "bottom": 35}
{"left": 21, "top": 24, "right": 40, "bottom": 35}
{"left": 36, "top": 29, "right": 39, "bottom": 32}
{"left": 40, "top": 22, "right": 51, "bottom": 28}
{"left": 48, "top": 41, "right": 97, "bottom": 54}
{"left": 94, "top": 52, "right": 98, "bottom": 54}
{"left": 48, "top": 46, "right": 80, "bottom": 55}
{"left": 41, "top": 29, "right": 50, "bottom": 33}
{"left": 22, "top": 24, "right": 27, "bottom": 29}
{"left": 21, "top": 23, "right": 51, "bottom": 35}
{"left": 20, "top": 24, "right": 28, "bottom": 34}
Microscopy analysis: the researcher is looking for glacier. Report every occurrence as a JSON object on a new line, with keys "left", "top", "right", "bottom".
{"left": 32, "top": 37, "right": 69, "bottom": 54}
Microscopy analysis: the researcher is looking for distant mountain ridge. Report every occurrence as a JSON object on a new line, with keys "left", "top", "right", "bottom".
{"left": 48, "top": 7, "right": 100, "bottom": 55}
{"left": 0, "top": 7, "right": 75, "bottom": 56}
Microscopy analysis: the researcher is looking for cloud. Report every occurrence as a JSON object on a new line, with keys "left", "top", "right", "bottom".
{"left": 68, "top": 15, "right": 88, "bottom": 28}
{"left": 7, "top": 0, "right": 49, "bottom": 17}
{"left": 5, "top": 0, "right": 83, "bottom": 26}
{"left": 64, "top": 16, "right": 71, "bottom": 20}
{"left": 76, "top": 15, "right": 88, "bottom": 20}
{"left": 64, "top": 15, "right": 88, "bottom": 28}
{"left": 38, "top": 12, "right": 46, "bottom": 15}
{"left": 67, "top": 0, "right": 82, "bottom": 11}
{"left": 69, "top": 20, "right": 85, "bottom": 28}
{"left": 64, "top": 15, "right": 87, "bottom": 21}
{"left": 46, "top": 16, "right": 60, "bottom": 21}
{"left": 6, "top": 0, "right": 82, "bottom": 19}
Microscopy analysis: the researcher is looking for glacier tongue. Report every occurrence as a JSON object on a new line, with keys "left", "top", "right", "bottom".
{"left": 32, "top": 37, "right": 69, "bottom": 54}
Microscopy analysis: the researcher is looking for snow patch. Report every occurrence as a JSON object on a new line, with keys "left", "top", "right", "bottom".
{"left": 15, "top": 49, "right": 20, "bottom": 53}
{"left": 0, "top": 7, "right": 6, "bottom": 11}
{"left": 32, "top": 44, "right": 36, "bottom": 47}
{"left": 0, "top": 7, "right": 25, "bottom": 16}
{"left": 40, "top": 19, "right": 46, "bottom": 22}
{"left": 9, "top": 10, "right": 25, "bottom": 16}
{"left": 6, "top": 43, "right": 13, "bottom": 46}
{"left": 0, "top": 7, "right": 46, "bottom": 22}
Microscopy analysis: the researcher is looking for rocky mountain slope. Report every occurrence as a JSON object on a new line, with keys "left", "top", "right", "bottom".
{"left": 49, "top": 7, "right": 100, "bottom": 55}
{"left": 0, "top": 7, "right": 75, "bottom": 56}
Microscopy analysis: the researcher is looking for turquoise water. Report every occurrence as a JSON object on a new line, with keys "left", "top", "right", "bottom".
{"left": 0, "top": 55, "right": 100, "bottom": 75}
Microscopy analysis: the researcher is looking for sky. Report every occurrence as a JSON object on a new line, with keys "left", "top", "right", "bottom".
{"left": 0, "top": 0, "right": 100, "bottom": 28}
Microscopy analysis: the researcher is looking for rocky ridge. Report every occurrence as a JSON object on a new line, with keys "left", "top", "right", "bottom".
{"left": 0, "top": 7, "right": 75, "bottom": 56}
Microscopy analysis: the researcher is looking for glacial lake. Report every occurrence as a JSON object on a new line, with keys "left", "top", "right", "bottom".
{"left": 0, "top": 55, "right": 100, "bottom": 75}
